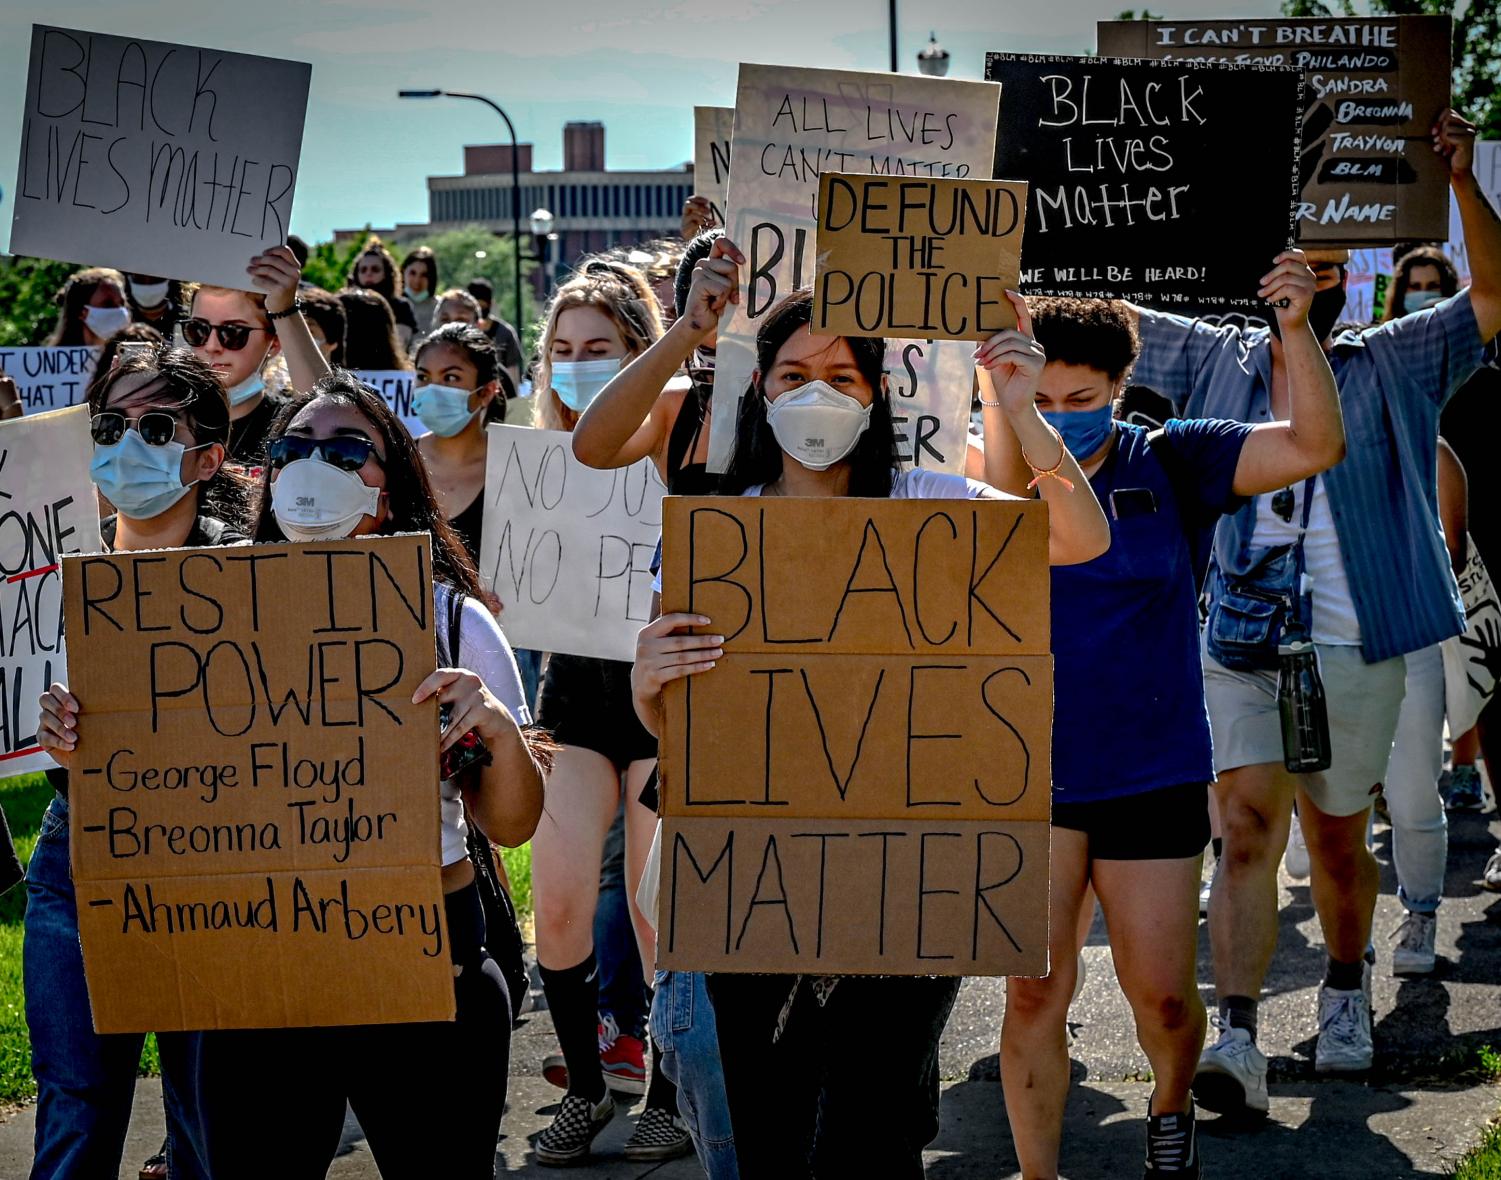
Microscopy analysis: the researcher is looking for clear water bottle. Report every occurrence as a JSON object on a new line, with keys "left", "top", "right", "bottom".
{"left": 1278, "top": 623, "right": 1332, "bottom": 773}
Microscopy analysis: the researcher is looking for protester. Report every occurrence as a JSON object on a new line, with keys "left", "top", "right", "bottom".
{"left": 466, "top": 277, "right": 526, "bottom": 384}
{"left": 1382, "top": 246, "right": 1461, "bottom": 322}
{"left": 1121, "top": 110, "right": 1501, "bottom": 1110}
{"left": 46, "top": 268, "right": 129, "bottom": 346}
{"left": 985, "top": 257, "right": 1344, "bottom": 1180}
{"left": 631, "top": 254, "right": 1110, "bottom": 1176}
{"left": 339, "top": 288, "right": 410, "bottom": 371}
{"left": 434, "top": 287, "right": 485, "bottom": 328}
{"left": 122, "top": 274, "right": 185, "bottom": 339}
{"left": 299, "top": 287, "right": 348, "bottom": 367}
{"left": 348, "top": 234, "right": 418, "bottom": 349}
{"left": 32, "top": 345, "right": 247, "bottom": 1180}
{"left": 402, "top": 246, "right": 440, "bottom": 336}
{"left": 527, "top": 259, "right": 693, "bottom": 1166}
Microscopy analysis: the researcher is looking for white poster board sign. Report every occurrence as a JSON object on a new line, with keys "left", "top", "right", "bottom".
{"left": 0, "top": 346, "right": 98, "bottom": 412}
{"left": 0, "top": 405, "right": 104, "bottom": 775}
{"left": 694, "top": 106, "right": 734, "bottom": 225}
{"left": 708, "top": 64, "right": 1001, "bottom": 474}
{"left": 478, "top": 424, "right": 664, "bottom": 662}
{"left": 352, "top": 370, "right": 421, "bottom": 436}
{"left": 9, "top": 26, "right": 310, "bottom": 291}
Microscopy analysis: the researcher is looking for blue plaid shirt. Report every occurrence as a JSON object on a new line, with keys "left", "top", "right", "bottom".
{"left": 1133, "top": 293, "right": 1484, "bottom": 664}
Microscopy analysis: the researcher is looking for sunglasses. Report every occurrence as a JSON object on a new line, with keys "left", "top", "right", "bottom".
{"left": 1272, "top": 486, "right": 1296, "bottom": 523}
{"left": 268, "top": 435, "right": 382, "bottom": 472}
{"left": 181, "top": 318, "right": 271, "bottom": 351}
{"left": 91, "top": 410, "right": 181, "bottom": 448}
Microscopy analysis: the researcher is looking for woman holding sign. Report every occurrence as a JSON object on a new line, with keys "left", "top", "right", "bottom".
{"left": 982, "top": 259, "right": 1344, "bottom": 1179}
{"left": 33, "top": 344, "right": 248, "bottom": 1180}
{"left": 631, "top": 252, "right": 1110, "bottom": 1176}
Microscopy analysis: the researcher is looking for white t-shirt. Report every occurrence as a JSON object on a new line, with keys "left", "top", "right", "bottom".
{"left": 1252, "top": 479, "right": 1361, "bottom": 646}
{"left": 435, "top": 584, "right": 532, "bottom": 865}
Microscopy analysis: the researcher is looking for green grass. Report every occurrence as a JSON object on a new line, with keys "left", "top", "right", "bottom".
{"left": 0, "top": 773, "right": 533, "bottom": 1105}
{"left": 1453, "top": 1115, "right": 1501, "bottom": 1179}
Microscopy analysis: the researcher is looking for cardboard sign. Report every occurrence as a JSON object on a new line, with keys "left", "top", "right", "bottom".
{"left": 707, "top": 64, "right": 1002, "bottom": 474}
{"left": 1097, "top": 16, "right": 1452, "bottom": 247}
{"left": 10, "top": 26, "right": 311, "bottom": 290}
{"left": 694, "top": 106, "right": 735, "bottom": 225}
{"left": 658, "top": 496, "right": 1052, "bottom": 976}
{"left": 814, "top": 174, "right": 1027, "bottom": 339}
{"left": 479, "top": 424, "right": 664, "bottom": 662}
{"left": 0, "top": 406, "right": 103, "bottom": 776}
{"left": 351, "top": 370, "right": 421, "bottom": 436}
{"left": 61, "top": 534, "right": 452, "bottom": 1033}
{"left": 985, "top": 54, "right": 1300, "bottom": 310}
{"left": 0, "top": 346, "right": 98, "bottom": 412}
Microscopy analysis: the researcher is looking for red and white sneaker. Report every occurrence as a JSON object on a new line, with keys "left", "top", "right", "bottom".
{"left": 599, "top": 1014, "right": 647, "bottom": 1095}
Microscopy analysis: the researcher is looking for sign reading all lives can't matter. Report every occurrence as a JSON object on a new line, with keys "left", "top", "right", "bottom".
{"left": 658, "top": 496, "right": 1053, "bottom": 977}
{"left": 10, "top": 26, "right": 310, "bottom": 290}
{"left": 62, "top": 534, "right": 452, "bottom": 1033}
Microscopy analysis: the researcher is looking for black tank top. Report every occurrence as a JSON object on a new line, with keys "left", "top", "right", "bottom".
{"left": 450, "top": 489, "right": 485, "bottom": 567}
{"left": 665, "top": 384, "right": 720, "bottom": 496}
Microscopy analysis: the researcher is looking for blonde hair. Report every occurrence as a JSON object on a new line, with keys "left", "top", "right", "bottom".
{"left": 533, "top": 259, "right": 664, "bottom": 431}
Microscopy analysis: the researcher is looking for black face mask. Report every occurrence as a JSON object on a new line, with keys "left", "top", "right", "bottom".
{"left": 1269, "top": 272, "right": 1347, "bottom": 343}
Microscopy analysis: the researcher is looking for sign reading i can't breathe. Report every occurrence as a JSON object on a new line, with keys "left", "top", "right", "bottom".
{"left": 657, "top": 496, "right": 1053, "bottom": 977}
{"left": 984, "top": 53, "right": 1301, "bottom": 310}
{"left": 61, "top": 533, "right": 453, "bottom": 1033}
{"left": 9, "top": 26, "right": 311, "bottom": 291}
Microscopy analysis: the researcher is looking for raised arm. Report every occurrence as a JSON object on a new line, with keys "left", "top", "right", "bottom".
{"left": 1229, "top": 251, "right": 1346, "bottom": 496}
{"left": 572, "top": 237, "right": 745, "bottom": 470}
{"left": 248, "top": 246, "right": 332, "bottom": 395}
{"left": 975, "top": 293, "right": 1110, "bottom": 566}
{"left": 1442, "top": 110, "right": 1501, "bottom": 343}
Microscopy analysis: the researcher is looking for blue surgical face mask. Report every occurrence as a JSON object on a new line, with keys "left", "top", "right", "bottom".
{"left": 1402, "top": 290, "right": 1444, "bottom": 315}
{"left": 226, "top": 374, "right": 264, "bottom": 407}
{"left": 551, "top": 357, "right": 622, "bottom": 412}
{"left": 412, "top": 383, "right": 480, "bottom": 437}
{"left": 1042, "top": 403, "right": 1116, "bottom": 460}
{"left": 90, "top": 429, "right": 206, "bottom": 520}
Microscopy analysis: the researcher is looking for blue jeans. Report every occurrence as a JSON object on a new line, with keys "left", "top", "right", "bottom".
{"left": 24, "top": 796, "right": 204, "bottom": 1180}
{"left": 651, "top": 970, "right": 737, "bottom": 1180}
{"left": 514, "top": 647, "right": 544, "bottom": 716}
{"left": 596, "top": 805, "right": 647, "bottom": 1037}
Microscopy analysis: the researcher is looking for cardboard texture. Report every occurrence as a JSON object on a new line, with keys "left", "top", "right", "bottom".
{"left": 985, "top": 53, "right": 1301, "bottom": 311}
{"left": 351, "top": 370, "right": 422, "bottom": 437}
{"left": 0, "top": 346, "right": 98, "bottom": 412}
{"left": 694, "top": 105, "right": 735, "bottom": 225}
{"left": 10, "top": 26, "right": 311, "bottom": 290}
{"left": 707, "top": 64, "right": 1003, "bottom": 474}
{"left": 1097, "top": 16, "right": 1452, "bottom": 247}
{"left": 659, "top": 496, "right": 1051, "bottom": 976}
{"left": 61, "top": 534, "right": 453, "bottom": 1033}
{"left": 479, "top": 425, "right": 665, "bottom": 662}
{"left": 814, "top": 173, "right": 1027, "bottom": 340}
{"left": 0, "top": 406, "right": 103, "bottom": 777}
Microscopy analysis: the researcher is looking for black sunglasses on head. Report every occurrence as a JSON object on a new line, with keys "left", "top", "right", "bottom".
{"left": 90, "top": 411, "right": 180, "bottom": 448}
{"left": 181, "top": 318, "right": 271, "bottom": 351}
{"left": 268, "top": 435, "right": 382, "bottom": 472}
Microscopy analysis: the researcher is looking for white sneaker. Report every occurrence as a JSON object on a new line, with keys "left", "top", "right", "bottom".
{"left": 1484, "top": 846, "right": 1501, "bottom": 893}
{"left": 1391, "top": 911, "right": 1437, "bottom": 976}
{"left": 1314, "top": 984, "right": 1373, "bottom": 1072}
{"left": 1192, "top": 1016, "right": 1269, "bottom": 1114}
{"left": 1284, "top": 820, "right": 1310, "bottom": 879}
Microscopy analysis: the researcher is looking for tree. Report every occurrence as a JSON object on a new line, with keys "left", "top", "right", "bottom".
{"left": 401, "top": 226, "right": 537, "bottom": 342}
{"left": 0, "top": 256, "right": 81, "bottom": 346}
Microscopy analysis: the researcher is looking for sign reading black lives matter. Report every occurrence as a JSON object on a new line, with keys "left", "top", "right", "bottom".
{"left": 1098, "top": 16, "right": 1452, "bottom": 247}
{"left": 10, "top": 27, "right": 311, "bottom": 291}
{"left": 985, "top": 54, "right": 1301, "bottom": 309}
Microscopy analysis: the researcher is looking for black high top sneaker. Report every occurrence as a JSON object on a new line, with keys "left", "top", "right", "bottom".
{"left": 1144, "top": 1099, "right": 1201, "bottom": 1179}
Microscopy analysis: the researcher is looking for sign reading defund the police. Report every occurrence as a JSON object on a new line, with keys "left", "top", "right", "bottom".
{"left": 62, "top": 534, "right": 453, "bottom": 1033}
{"left": 658, "top": 497, "right": 1053, "bottom": 976}
{"left": 479, "top": 425, "right": 665, "bottom": 663}
{"left": 10, "top": 26, "right": 310, "bottom": 291}
{"left": 1, "top": 406, "right": 102, "bottom": 777}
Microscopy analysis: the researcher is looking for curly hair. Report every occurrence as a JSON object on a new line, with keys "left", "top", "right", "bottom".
{"left": 48, "top": 267, "right": 126, "bottom": 346}
{"left": 1383, "top": 245, "right": 1460, "bottom": 322}
{"left": 674, "top": 229, "right": 724, "bottom": 318}
{"left": 348, "top": 235, "right": 403, "bottom": 301}
{"left": 1028, "top": 297, "right": 1140, "bottom": 384}
{"left": 532, "top": 258, "right": 664, "bottom": 431}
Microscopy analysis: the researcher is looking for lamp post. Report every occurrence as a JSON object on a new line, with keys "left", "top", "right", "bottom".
{"left": 917, "top": 32, "right": 951, "bottom": 77}
{"left": 529, "top": 207, "right": 556, "bottom": 297}
{"left": 889, "top": 0, "right": 898, "bottom": 71}
{"left": 398, "top": 88, "right": 524, "bottom": 328}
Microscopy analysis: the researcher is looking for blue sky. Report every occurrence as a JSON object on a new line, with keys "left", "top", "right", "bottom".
{"left": 1, "top": 0, "right": 1282, "bottom": 246}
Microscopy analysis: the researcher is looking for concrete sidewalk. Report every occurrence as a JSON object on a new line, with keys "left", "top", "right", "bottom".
{"left": 2, "top": 807, "right": 1498, "bottom": 1177}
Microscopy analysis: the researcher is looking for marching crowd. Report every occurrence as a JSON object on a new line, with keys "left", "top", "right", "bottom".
{"left": 3, "top": 102, "right": 1499, "bottom": 1180}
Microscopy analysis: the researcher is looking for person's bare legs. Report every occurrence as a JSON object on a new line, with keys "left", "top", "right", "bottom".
{"left": 1000, "top": 827, "right": 1091, "bottom": 1180}
{"left": 532, "top": 746, "right": 621, "bottom": 970}
{"left": 1093, "top": 856, "right": 1207, "bottom": 1115}
{"left": 621, "top": 758, "right": 660, "bottom": 983}
{"left": 1298, "top": 788, "right": 1378, "bottom": 964}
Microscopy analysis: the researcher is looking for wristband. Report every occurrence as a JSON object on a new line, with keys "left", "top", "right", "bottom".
{"left": 266, "top": 299, "right": 304, "bottom": 321}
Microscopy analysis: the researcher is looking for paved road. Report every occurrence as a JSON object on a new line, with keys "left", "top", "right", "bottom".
{"left": 2, "top": 807, "right": 1497, "bottom": 1178}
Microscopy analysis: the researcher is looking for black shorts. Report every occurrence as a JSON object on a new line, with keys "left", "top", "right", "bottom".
{"left": 1051, "top": 781, "right": 1210, "bottom": 861}
{"left": 536, "top": 654, "right": 658, "bottom": 769}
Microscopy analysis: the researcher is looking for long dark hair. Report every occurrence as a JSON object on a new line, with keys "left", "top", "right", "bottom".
{"left": 49, "top": 267, "right": 125, "bottom": 345}
{"left": 1383, "top": 245, "right": 1461, "bottom": 323}
{"left": 400, "top": 246, "right": 439, "bottom": 294}
{"left": 89, "top": 345, "right": 247, "bottom": 525}
{"left": 721, "top": 290, "right": 894, "bottom": 497}
{"left": 250, "top": 371, "right": 483, "bottom": 598}
{"left": 415, "top": 321, "right": 507, "bottom": 422}
{"left": 339, "top": 289, "right": 410, "bottom": 370}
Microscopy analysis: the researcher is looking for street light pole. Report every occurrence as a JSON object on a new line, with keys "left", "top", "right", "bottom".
{"left": 398, "top": 88, "right": 524, "bottom": 329}
{"left": 889, "top": 0, "right": 898, "bottom": 72}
